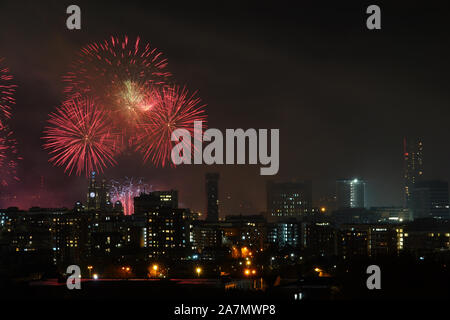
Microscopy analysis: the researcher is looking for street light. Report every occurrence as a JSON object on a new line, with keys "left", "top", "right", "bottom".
{"left": 196, "top": 267, "right": 202, "bottom": 277}
{"left": 122, "top": 266, "right": 131, "bottom": 279}
{"left": 150, "top": 264, "right": 159, "bottom": 278}
{"left": 87, "top": 265, "right": 93, "bottom": 278}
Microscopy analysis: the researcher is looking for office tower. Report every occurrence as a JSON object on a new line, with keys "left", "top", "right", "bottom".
{"left": 266, "top": 180, "right": 312, "bottom": 222}
{"left": 411, "top": 180, "right": 449, "bottom": 219}
{"left": 205, "top": 173, "right": 219, "bottom": 222}
{"left": 133, "top": 190, "right": 188, "bottom": 258}
{"left": 336, "top": 178, "right": 365, "bottom": 209}
{"left": 86, "top": 171, "right": 111, "bottom": 211}
{"left": 141, "top": 208, "right": 188, "bottom": 258}
{"left": 403, "top": 137, "right": 424, "bottom": 207}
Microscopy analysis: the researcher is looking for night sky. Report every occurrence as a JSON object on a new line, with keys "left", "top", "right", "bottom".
{"left": 0, "top": 0, "right": 449, "bottom": 215}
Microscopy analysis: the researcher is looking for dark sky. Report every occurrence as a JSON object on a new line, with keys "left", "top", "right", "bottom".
{"left": 0, "top": 0, "right": 449, "bottom": 215}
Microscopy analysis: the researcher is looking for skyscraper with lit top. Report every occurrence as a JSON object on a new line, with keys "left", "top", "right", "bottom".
{"left": 403, "top": 137, "right": 424, "bottom": 208}
{"left": 336, "top": 178, "right": 365, "bottom": 209}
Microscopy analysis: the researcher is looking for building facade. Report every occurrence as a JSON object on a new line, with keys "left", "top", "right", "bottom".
{"left": 336, "top": 178, "right": 365, "bottom": 209}
{"left": 266, "top": 180, "right": 312, "bottom": 222}
{"left": 411, "top": 180, "right": 449, "bottom": 219}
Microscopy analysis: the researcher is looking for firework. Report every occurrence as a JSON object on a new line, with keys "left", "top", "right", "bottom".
{"left": 63, "top": 35, "right": 170, "bottom": 131}
{"left": 0, "top": 128, "right": 21, "bottom": 186}
{"left": 135, "top": 85, "right": 207, "bottom": 167}
{"left": 43, "top": 97, "right": 119, "bottom": 176}
{"left": 0, "top": 58, "right": 16, "bottom": 129}
{"left": 110, "top": 177, "right": 150, "bottom": 215}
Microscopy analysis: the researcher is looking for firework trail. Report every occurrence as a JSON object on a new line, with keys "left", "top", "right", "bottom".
{"left": 0, "top": 58, "right": 16, "bottom": 129}
{"left": 63, "top": 35, "right": 171, "bottom": 133}
{"left": 110, "top": 177, "right": 150, "bottom": 215}
{"left": 42, "top": 97, "right": 119, "bottom": 176}
{"left": 135, "top": 85, "right": 207, "bottom": 167}
{"left": 0, "top": 128, "right": 21, "bottom": 186}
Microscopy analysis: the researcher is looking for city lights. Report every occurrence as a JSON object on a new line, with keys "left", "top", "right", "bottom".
{"left": 1, "top": 0, "right": 450, "bottom": 306}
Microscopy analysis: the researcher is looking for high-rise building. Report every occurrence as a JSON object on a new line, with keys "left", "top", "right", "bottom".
{"left": 266, "top": 180, "right": 312, "bottom": 222}
{"left": 87, "top": 171, "right": 111, "bottom": 211}
{"left": 336, "top": 178, "right": 366, "bottom": 209}
{"left": 133, "top": 190, "right": 188, "bottom": 258}
{"left": 403, "top": 137, "right": 424, "bottom": 207}
{"left": 205, "top": 173, "right": 219, "bottom": 222}
{"left": 411, "top": 180, "right": 449, "bottom": 219}
{"left": 336, "top": 178, "right": 365, "bottom": 209}
{"left": 141, "top": 207, "right": 189, "bottom": 258}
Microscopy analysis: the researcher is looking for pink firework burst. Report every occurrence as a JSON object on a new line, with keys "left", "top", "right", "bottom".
{"left": 0, "top": 58, "right": 16, "bottom": 129}
{"left": 0, "top": 128, "right": 21, "bottom": 186}
{"left": 63, "top": 35, "right": 171, "bottom": 132}
{"left": 43, "top": 98, "right": 119, "bottom": 176}
{"left": 135, "top": 85, "right": 207, "bottom": 167}
{"left": 110, "top": 177, "right": 149, "bottom": 215}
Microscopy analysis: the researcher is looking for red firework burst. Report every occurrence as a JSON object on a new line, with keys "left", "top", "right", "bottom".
{"left": 0, "top": 58, "right": 16, "bottom": 129}
{"left": 0, "top": 128, "right": 21, "bottom": 186}
{"left": 63, "top": 35, "right": 170, "bottom": 131}
{"left": 43, "top": 98, "right": 119, "bottom": 176}
{"left": 135, "top": 86, "right": 207, "bottom": 167}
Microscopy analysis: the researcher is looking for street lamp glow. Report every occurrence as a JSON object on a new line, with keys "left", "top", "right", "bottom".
{"left": 152, "top": 264, "right": 158, "bottom": 271}
{"left": 196, "top": 267, "right": 202, "bottom": 277}
{"left": 93, "top": 274, "right": 99, "bottom": 280}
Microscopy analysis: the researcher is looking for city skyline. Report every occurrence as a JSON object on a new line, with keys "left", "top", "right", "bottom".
{"left": 0, "top": 136, "right": 447, "bottom": 216}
